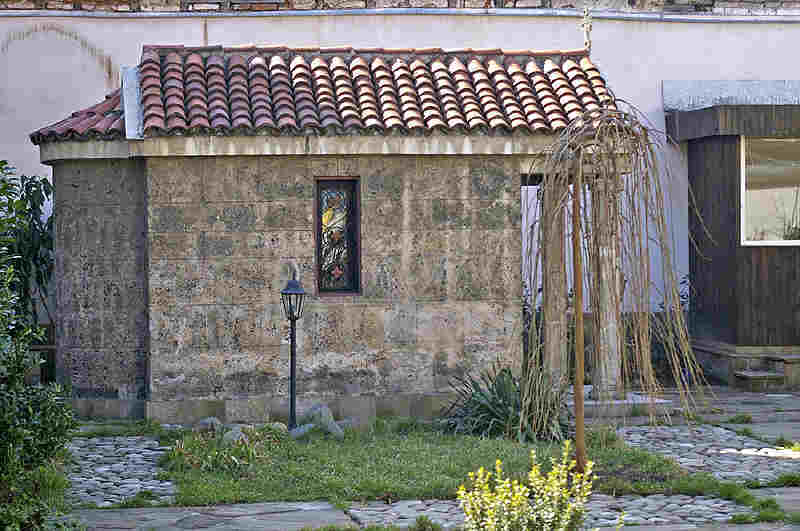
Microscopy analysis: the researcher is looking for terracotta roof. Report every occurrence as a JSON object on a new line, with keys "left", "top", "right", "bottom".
{"left": 31, "top": 45, "right": 616, "bottom": 144}
{"left": 30, "top": 91, "right": 125, "bottom": 145}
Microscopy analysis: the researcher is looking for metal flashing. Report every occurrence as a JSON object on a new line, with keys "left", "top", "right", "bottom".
{"left": 663, "top": 80, "right": 800, "bottom": 112}
{"left": 5, "top": 8, "right": 800, "bottom": 23}
{"left": 122, "top": 65, "right": 143, "bottom": 140}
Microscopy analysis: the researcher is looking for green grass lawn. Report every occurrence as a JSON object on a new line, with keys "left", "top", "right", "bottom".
{"left": 159, "top": 419, "right": 686, "bottom": 508}
{"left": 163, "top": 421, "right": 543, "bottom": 506}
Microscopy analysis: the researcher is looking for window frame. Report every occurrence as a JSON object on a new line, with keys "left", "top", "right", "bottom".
{"left": 314, "top": 176, "right": 362, "bottom": 296}
{"left": 740, "top": 135, "right": 800, "bottom": 247}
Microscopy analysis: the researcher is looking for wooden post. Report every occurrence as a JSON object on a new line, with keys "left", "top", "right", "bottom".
{"left": 541, "top": 178, "right": 569, "bottom": 384}
{"left": 573, "top": 172, "right": 587, "bottom": 473}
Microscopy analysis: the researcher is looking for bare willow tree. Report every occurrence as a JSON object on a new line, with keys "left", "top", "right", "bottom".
{"left": 518, "top": 98, "right": 707, "bottom": 470}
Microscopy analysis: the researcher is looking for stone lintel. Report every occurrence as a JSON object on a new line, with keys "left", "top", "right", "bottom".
{"left": 39, "top": 134, "right": 557, "bottom": 164}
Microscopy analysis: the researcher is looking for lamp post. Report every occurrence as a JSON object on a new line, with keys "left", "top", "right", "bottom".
{"left": 280, "top": 272, "right": 305, "bottom": 430}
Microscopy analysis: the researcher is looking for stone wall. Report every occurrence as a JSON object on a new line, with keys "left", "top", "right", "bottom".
{"left": 146, "top": 155, "right": 521, "bottom": 403}
{"left": 53, "top": 158, "right": 149, "bottom": 399}
{"left": 5, "top": 0, "right": 800, "bottom": 14}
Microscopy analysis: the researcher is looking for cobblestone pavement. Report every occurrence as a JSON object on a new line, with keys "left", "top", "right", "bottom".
{"left": 348, "top": 423, "right": 800, "bottom": 529}
{"left": 619, "top": 424, "right": 800, "bottom": 484}
{"left": 346, "top": 493, "right": 751, "bottom": 529}
{"left": 66, "top": 436, "right": 176, "bottom": 507}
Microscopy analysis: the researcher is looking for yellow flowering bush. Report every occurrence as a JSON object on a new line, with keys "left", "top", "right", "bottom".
{"left": 457, "top": 440, "right": 594, "bottom": 531}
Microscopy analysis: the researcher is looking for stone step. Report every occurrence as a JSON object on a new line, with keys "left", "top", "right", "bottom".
{"left": 733, "top": 370, "right": 785, "bottom": 392}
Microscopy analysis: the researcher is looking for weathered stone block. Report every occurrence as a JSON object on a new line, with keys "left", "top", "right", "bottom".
{"left": 417, "top": 304, "right": 464, "bottom": 351}
{"left": 73, "top": 399, "right": 145, "bottom": 420}
{"left": 364, "top": 168, "right": 405, "bottom": 200}
{"left": 383, "top": 303, "right": 417, "bottom": 345}
{"left": 147, "top": 399, "right": 226, "bottom": 424}
{"left": 470, "top": 159, "right": 514, "bottom": 200}
{"left": 408, "top": 253, "right": 448, "bottom": 300}
{"left": 146, "top": 158, "right": 204, "bottom": 204}
{"left": 362, "top": 254, "right": 404, "bottom": 299}
{"left": 330, "top": 396, "right": 377, "bottom": 428}
{"left": 452, "top": 260, "right": 489, "bottom": 300}
{"left": 310, "top": 157, "right": 338, "bottom": 179}
{"left": 416, "top": 158, "right": 467, "bottom": 199}
{"left": 410, "top": 393, "right": 456, "bottom": 419}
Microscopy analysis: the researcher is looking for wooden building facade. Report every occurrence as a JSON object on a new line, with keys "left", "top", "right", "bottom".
{"left": 667, "top": 101, "right": 800, "bottom": 390}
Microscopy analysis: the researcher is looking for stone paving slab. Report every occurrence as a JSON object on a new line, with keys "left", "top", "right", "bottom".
{"left": 729, "top": 422, "right": 800, "bottom": 442}
{"left": 619, "top": 425, "right": 800, "bottom": 484}
{"left": 66, "top": 436, "right": 176, "bottom": 506}
{"left": 62, "top": 502, "right": 355, "bottom": 531}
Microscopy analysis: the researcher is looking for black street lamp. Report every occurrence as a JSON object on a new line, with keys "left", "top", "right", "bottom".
{"left": 280, "top": 272, "right": 305, "bottom": 430}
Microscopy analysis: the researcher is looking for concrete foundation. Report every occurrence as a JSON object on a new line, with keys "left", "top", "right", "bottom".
{"left": 692, "top": 340, "right": 800, "bottom": 390}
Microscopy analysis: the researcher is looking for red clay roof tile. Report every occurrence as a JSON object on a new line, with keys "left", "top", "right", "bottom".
{"left": 31, "top": 45, "right": 617, "bottom": 144}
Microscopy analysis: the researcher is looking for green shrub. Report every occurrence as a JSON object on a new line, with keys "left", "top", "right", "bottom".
{"left": 0, "top": 264, "right": 76, "bottom": 476}
{"left": 441, "top": 364, "right": 522, "bottom": 440}
{"left": 0, "top": 458, "right": 70, "bottom": 530}
{"left": 457, "top": 441, "right": 599, "bottom": 531}
{"left": 440, "top": 363, "right": 569, "bottom": 442}
{"left": 0, "top": 383, "right": 76, "bottom": 471}
{"left": 0, "top": 161, "right": 54, "bottom": 327}
{"left": 0, "top": 268, "right": 76, "bottom": 528}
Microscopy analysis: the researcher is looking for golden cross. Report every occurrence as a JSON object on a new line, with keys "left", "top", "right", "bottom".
{"left": 581, "top": 6, "right": 593, "bottom": 52}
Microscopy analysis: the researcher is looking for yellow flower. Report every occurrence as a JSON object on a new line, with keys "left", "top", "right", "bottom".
{"left": 322, "top": 208, "right": 334, "bottom": 229}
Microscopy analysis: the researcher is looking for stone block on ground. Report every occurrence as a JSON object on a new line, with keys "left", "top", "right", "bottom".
{"left": 193, "top": 416, "right": 223, "bottom": 433}
{"left": 336, "top": 418, "right": 357, "bottom": 430}
{"left": 226, "top": 423, "right": 254, "bottom": 431}
{"left": 298, "top": 403, "right": 344, "bottom": 439}
{"left": 289, "top": 423, "right": 316, "bottom": 439}
{"left": 222, "top": 427, "right": 248, "bottom": 446}
{"left": 267, "top": 421, "right": 288, "bottom": 433}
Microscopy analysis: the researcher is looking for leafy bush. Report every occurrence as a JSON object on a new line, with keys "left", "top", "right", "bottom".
{"left": 0, "top": 459, "right": 70, "bottom": 530}
{"left": 0, "top": 383, "right": 77, "bottom": 470}
{"left": 0, "top": 264, "right": 76, "bottom": 475}
{"left": 0, "top": 161, "right": 54, "bottom": 325}
{"left": 0, "top": 162, "right": 74, "bottom": 529}
{"left": 0, "top": 280, "right": 76, "bottom": 529}
{"left": 441, "top": 363, "right": 569, "bottom": 442}
{"left": 457, "top": 441, "right": 600, "bottom": 531}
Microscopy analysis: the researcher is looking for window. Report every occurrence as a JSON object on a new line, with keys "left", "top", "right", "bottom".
{"left": 316, "top": 178, "right": 360, "bottom": 293}
{"left": 742, "top": 137, "right": 800, "bottom": 245}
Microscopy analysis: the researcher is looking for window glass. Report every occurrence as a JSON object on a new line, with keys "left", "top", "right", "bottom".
{"left": 744, "top": 137, "right": 800, "bottom": 243}
{"left": 317, "top": 179, "right": 359, "bottom": 292}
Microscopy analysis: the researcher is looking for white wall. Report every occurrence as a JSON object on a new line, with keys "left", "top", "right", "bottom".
{"left": 3, "top": 10, "right": 800, "bottom": 294}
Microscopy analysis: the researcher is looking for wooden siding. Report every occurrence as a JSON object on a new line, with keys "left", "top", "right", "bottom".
{"left": 689, "top": 134, "right": 800, "bottom": 346}
{"left": 669, "top": 105, "right": 800, "bottom": 142}
{"left": 736, "top": 245, "right": 800, "bottom": 345}
{"left": 688, "top": 136, "right": 740, "bottom": 344}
